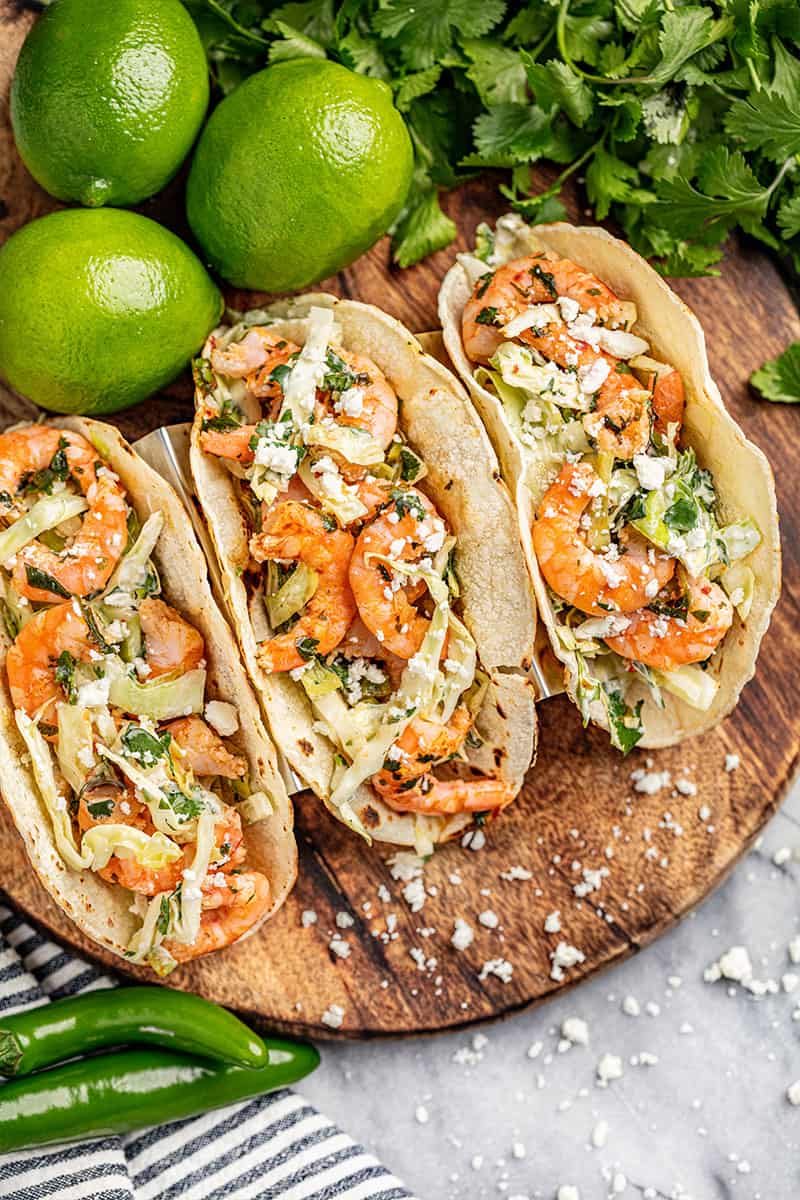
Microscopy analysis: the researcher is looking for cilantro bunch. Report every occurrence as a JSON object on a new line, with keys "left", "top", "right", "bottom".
{"left": 184, "top": 0, "right": 800, "bottom": 280}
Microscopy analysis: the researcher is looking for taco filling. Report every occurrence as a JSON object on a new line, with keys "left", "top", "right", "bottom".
{"left": 459, "top": 218, "right": 762, "bottom": 752}
{"left": 0, "top": 424, "right": 278, "bottom": 974}
{"left": 195, "top": 307, "right": 516, "bottom": 841}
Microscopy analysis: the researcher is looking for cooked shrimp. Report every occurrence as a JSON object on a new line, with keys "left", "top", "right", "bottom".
{"left": 77, "top": 780, "right": 185, "bottom": 896}
{"left": 250, "top": 500, "right": 356, "bottom": 672}
{"left": 0, "top": 426, "right": 129, "bottom": 601}
{"left": 199, "top": 425, "right": 256, "bottom": 464}
{"left": 139, "top": 598, "right": 205, "bottom": 679}
{"left": 462, "top": 253, "right": 636, "bottom": 364}
{"left": 164, "top": 871, "right": 271, "bottom": 963}
{"left": 372, "top": 706, "right": 473, "bottom": 797}
{"left": 380, "top": 776, "right": 514, "bottom": 816}
{"left": 316, "top": 348, "right": 398, "bottom": 451}
{"left": 652, "top": 368, "right": 685, "bottom": 438}
{"left": 164, "top": 715, "right": 246, "bottom": 779}
{"left": 6, "top": 602, "right": 94, "bottom": 718}
{"left": 351, "top": 475, "right": 393, "bottom": 522}
{"left": 605, "top": 576, "right": 733, "bottom": 670}
{"left": 338, "top": 615, "right": 406, "bottom": 690}
{"left": 533, "top": 462, "right": 675, "bottom": 616}
{"left": 349, "top": 488, "right": 445, "bottom": 659}
{"left": 519, "top": 325, "right": 652, "bottom": 459}
{"left": 210, "top": 327, "right": 299, "bottom": 395}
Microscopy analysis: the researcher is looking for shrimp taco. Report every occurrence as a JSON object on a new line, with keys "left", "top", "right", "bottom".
{"left": 0, "top": 418, "right": 296, "bottom": 974}
{"left": 440, "top": 215, "right": 780, "bottom": 749}
{"left": 190, "top": 296, "right": 537, "bottom": 852}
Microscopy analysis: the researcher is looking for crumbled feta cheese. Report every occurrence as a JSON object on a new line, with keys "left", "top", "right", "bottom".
{"left": 630, "top": 767, "right": 671, "bottom": 795}
{"left": 787, "top": 1080, "right": 800, "bottom": 1106}
{"left": 414, "top": 1104, "right": 429, "bottom": 1124}
{"left": 387, "top": 851, "right": 425, "bottom": 882}
{"left": 557, "top": 295, "right": 580, "bottom": 324}
{"left": 336, "top": 911, "right": 354, "bottom": 929}
{"left": 329, "top": 937, "right": 350, "bottom": 959}
{"left": 550, "top": 941, "right": 586, "bottom": 982}
{"left": 591, "top": 1120, "right": 609, "bottom": 1149}
{"left": 336, "top": 386, "right": 365, "bottom": 417}
{"left": 76, "top": 676, "right": 111, "bottom": 709}
{"left": 578, "top": 357, "right": 611, "bottom": 395}
{"left": 479, "top": 958, "right": 514, "bottom": 983}
{"left": 451, "top": 918, "right": 474, "bottom": 951}
{"left": 479, "top": 909, "right": 499, "bottom": 929}
{"left": 596, "top": 1053, "right": 623, "bottom": 1085}
{"left": 725, "top": 753, "right": 740, "bottom": 772}
{"left": 301, "top": 910, "right": 317, "bottom": 927}
{"left": 633, "top": 453, "right": 671, "bottom": 491}
{"left": 557, "top": 1186, "right": 580, "bottom": 1200}
{"left": 501, "top": 865, "right": 532, "bottom": 881}
{"left": 403, "top": 877, "right": 426, "bottom": 913}
{"left": 622, "top": 995, "right": 640, "bottom": 1017}
{"left": 561, "top": 1017, "right": 589, "bottom": 1046}
{"left": 204, "top": 700, "right": 239, "bottom": 737}
{"left": 321, "top": 1004, "right": 344, "bottom": 1029}
{"left": 254, "top": 440, "right": 299, "bottom": 477}
{"left": 788, "top": 936, "right": 800, "bottom": 965}
{"left": 544, "top": 910, "right": 561, "bottom": 934}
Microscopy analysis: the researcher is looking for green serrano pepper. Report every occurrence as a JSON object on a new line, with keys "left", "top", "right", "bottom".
{"left": 0, "top": 1041, "right": 320, "bottom": 1152}
{"left": 0, "top": 987, "right": 267, "bottom": 1076}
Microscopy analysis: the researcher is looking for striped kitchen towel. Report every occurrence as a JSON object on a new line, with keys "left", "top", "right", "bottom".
{"left": 0, "top": 901, "right": 417, "bottom": 1200}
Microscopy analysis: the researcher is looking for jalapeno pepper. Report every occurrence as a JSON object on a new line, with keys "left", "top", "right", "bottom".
{"left": 0, "top": 1040, "right": 320, "bottom": 1151}
{"left": 0, "top": 987, "right": 267, "bottom": 1076}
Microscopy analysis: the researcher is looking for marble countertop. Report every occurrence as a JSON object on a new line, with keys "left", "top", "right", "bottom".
{"left": 302, "top": 776, "right": 800, "bottom": 1200}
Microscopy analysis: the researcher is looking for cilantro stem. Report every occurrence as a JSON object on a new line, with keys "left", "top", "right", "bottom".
{"left": 528, "top": 27, "right": 556, "bottom": 64}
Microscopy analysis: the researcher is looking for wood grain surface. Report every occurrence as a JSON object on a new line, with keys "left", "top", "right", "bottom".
{"left": 1, "top": 1, "right": 799, "bottom": 1038}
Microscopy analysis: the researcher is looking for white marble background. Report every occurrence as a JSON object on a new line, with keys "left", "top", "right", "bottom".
{"left": 302, "top": 778, "right": 800, "bottom": 1200}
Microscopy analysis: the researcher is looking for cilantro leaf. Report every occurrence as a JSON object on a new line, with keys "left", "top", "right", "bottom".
{"left": 462, "top": 40, "right": 526, "bottom": 107}
{"left": 392, "top": 181, "right": 457, "bottom": 267}
{"left": 585, "top": 147, "right": 643, "bottom": 221}
{"left": 725, "top": 89, "right": 800, "bottom": 163}
{"left": 470, "top": 103, "right": 552, "bottom": 166}
{"left": 651, "top": 147, "right": 772, "bottom": 237}
{"left": 650, "top": 7, "right": 732, "bottom": 87}
{"left": 750, "top": 342, "right": 800, "bottom": 404}
{"left": 523, "top": 57, "right": 593, "bottom": 127}
{"left": 777, "top": 194, "right": 800, "bottom": 241}
{"left": 373, "top": 0, "right": 506, "bottom": 70}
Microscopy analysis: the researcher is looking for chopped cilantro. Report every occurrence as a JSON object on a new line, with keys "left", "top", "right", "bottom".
{"left": 21, "top": 437, "right": 71, "bottom": 496}
{"left": 156, "top": 894, "right": 172, "bottom": 936}
{"left": 87, "top": 797, "right": 115, "bottom": 819}
{"left": 192, "top": 356, "right": 215, "bottom": 394}
{"left": 296, "top": 636, "right": 320, "bottom": 661}
{"left": 25, "top": 565, "right": 71, "bottom": 598}
{"left": 391, "top": 489, "right": 426, "bottom": 521}
{"left": 55, "top": 650, "right": 78, "bottom": 703}
{"left": 475, "top": 306, "right": 500, "bottom": 326}
{"left": 121, "top": 725, "right": 172, "bottom": 766}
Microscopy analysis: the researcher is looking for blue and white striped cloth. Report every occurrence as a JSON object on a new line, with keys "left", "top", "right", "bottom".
{"left": 0, "top": 900, "right": 416, "bottom": 1200}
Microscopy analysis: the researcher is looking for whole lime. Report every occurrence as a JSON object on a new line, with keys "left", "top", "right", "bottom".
{"left": 11, "top": 0, "right": 209, "bottom": 207}
{"left": 0, "top": 209, "right": 223, "bottom": 414}
{"left": 186, "top": 60, "right": 413, "bottom": 292}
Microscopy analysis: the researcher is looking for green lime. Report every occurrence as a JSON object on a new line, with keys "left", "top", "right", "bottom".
{"left": 186, "top": 59, "right": 413, "bottom": 292}
{"left": 11, "top": 0, "right": 209, "bottom": 207}
{"left": 0, "top": 209, "right": 223, "bottom": 415}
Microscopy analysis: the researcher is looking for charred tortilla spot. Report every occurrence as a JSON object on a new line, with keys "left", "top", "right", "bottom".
{"left": 298, "top": 738, "right": 314, "bottom": 756}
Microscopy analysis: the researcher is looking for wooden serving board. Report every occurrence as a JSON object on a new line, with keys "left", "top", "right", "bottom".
{"left": 1, "top": 3, "right": 799, "bottom": 1038}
